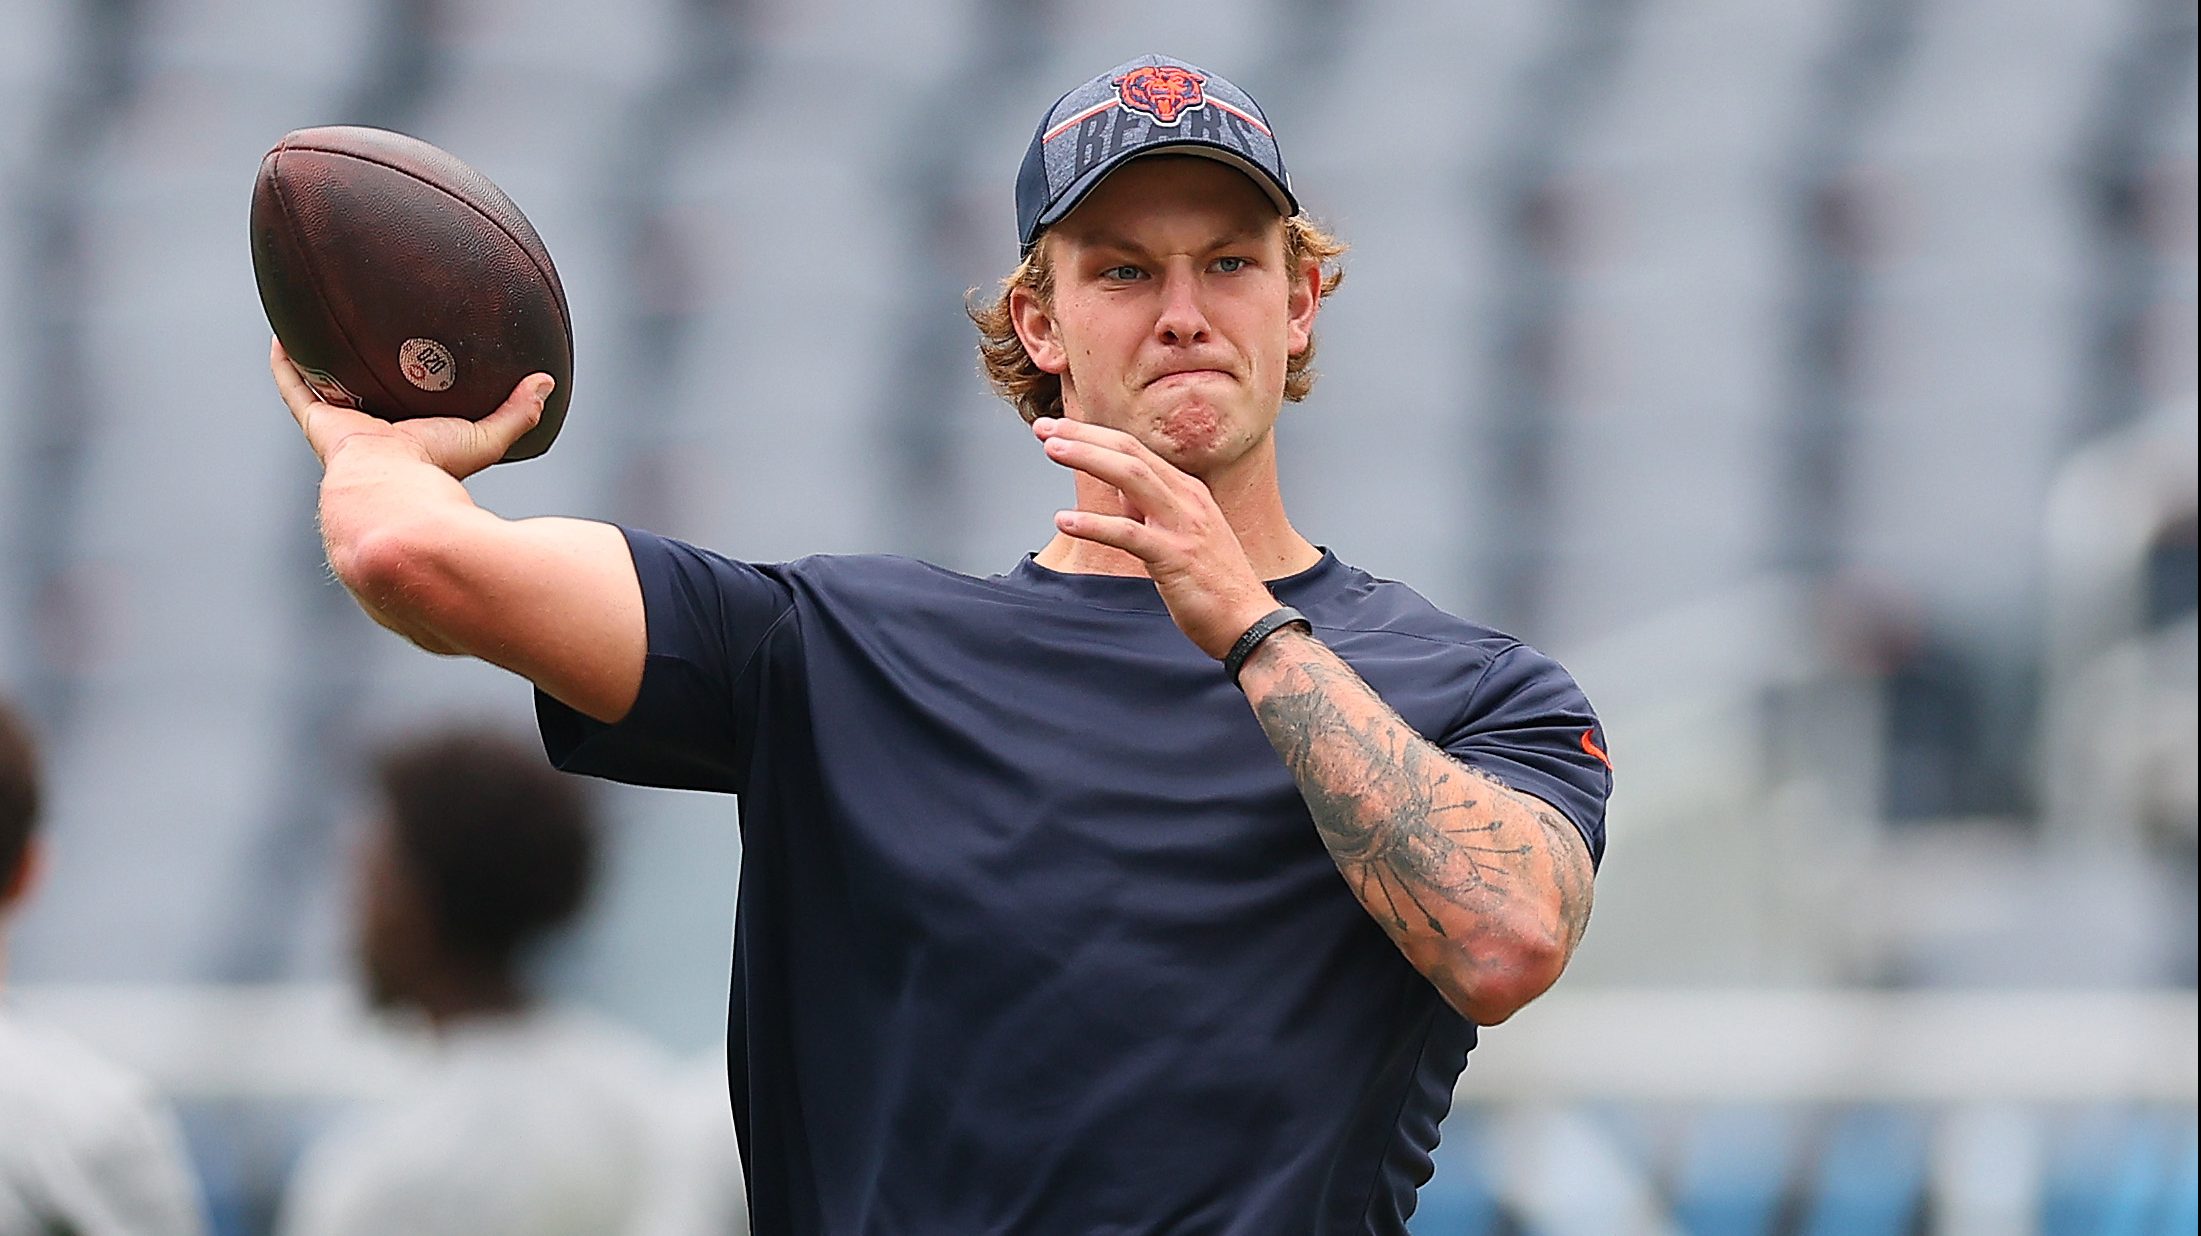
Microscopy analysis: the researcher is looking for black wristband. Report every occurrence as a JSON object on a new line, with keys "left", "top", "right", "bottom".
{"left": 1224, "top": 606, "right": 1312, "bottom": 686}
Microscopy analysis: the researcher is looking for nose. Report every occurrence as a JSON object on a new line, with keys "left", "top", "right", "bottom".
{"left": 1153, "top": 266, "right": 1211, "bottom": 346}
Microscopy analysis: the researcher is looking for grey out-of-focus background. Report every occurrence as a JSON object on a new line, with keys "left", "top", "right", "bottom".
{"left": 0, "top": 0, "right": 2194, "bottom": 1232}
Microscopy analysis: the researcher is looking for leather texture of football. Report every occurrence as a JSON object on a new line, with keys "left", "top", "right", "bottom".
{"left": 251, "top": 125, "right": 572, "bottom": 462}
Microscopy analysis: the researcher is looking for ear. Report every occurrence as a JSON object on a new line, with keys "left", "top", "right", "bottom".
{"left": 1286, "top": 250, "right": 1322, "bottom": 358}
{"left": 1, "top": 836, "right": 47, "bottom": 911}
{"left": 1009, "top": 281, "right": 1069, "bottom": 378}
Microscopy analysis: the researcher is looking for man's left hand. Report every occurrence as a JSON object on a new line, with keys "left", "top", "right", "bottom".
{"left": 1034, "top": 417, "right": 1278, "bottom": 660}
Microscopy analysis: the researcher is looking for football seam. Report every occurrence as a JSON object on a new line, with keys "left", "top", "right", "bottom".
{"left": 264, "top": 146, "right": 410, "bottom": 414}
{"left": 279, "top": 142, "right": 574, "bottom": 350}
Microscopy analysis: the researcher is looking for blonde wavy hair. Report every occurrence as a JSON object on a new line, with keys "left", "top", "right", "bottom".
{"left": 967, "top": 214, "right": 1348, "bottom": 424}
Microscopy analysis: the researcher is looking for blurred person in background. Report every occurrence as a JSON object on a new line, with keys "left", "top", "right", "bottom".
{"left": 629, "top": 1052, "right": 748, "bottom": 1236}
{"left": 270, "top": 54, "right": 1609, "bottom": 1233}
{"left": 0, "top": 696, "right": 210, "bottom": 1236}
{"left": 277, "top": 728, "right": 682, "bottom": 1236}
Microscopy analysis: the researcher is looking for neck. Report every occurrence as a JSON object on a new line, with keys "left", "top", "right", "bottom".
{"left": 405, "top": 963, "right": 530, "bottom": 1034}
{"left": 1035, "top": 428, "right": 1320, "bottom": 580}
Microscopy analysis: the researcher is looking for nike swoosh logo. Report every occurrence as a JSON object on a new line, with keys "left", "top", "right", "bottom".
{"left": 1581, "top": 729, "right": 1611, "bottom": 771}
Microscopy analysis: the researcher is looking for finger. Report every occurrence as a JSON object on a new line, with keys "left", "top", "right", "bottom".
{"left": 1032, "top": 415, "right": 1160, "bottom": 460}
{"left": 1053, "top": 508, "right": 1164, "bottom": 561}
{"left": 1035, "top": 417, "right": 1190, "bottom": 505}
{"left": 1040, "top": 434, "right": 1182, "bottom": 518}
{"left": 269, "top": 338, "right": 322, "bottom": 426}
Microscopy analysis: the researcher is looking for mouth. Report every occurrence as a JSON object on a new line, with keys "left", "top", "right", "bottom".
{"left": 1146, "top": 368, "right": 1233, "bottom": 389}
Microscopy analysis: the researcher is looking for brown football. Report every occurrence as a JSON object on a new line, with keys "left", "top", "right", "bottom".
{"left": 250, "top": 126, "right": 572, "bottom": 462}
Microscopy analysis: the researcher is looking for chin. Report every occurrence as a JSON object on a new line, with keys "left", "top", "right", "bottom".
{"left": 1155, "top": 401, "right": 1225, "bottom": 453}
{"left": 1148, "top": 396, "right": 1269, "bottom": 475}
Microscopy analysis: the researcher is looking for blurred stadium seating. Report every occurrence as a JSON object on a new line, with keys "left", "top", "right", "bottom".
{"left": 0, "top": 0, "right": 2192, "bottom": 1231}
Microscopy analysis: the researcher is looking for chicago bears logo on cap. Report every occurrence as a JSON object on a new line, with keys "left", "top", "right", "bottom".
{"left": 1113, "top": 64, "right": 1208, "bottom": 126}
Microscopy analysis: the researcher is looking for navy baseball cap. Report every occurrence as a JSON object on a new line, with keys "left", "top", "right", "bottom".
{"left": 1016, "top": 54, "right": 1299, "bottom": 254}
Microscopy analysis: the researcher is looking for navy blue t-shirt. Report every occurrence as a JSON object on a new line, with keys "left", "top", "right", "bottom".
{"left": 538, "top": 529, "right": 1610, "bottom": 1235}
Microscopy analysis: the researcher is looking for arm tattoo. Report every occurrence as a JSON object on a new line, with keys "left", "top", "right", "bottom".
{"left": 1246, "top": 631, "right": 1596, "bottom": 1013}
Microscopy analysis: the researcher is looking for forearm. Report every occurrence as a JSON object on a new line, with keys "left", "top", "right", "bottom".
{"left": 317, "top": 435, "right": 488, "bottom": 654}
{"left": 1238, "top": 628, "right": 1595, "bottom": 1023}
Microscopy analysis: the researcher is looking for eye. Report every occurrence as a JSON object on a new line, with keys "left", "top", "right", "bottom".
{"left": 1101, "top": 264, "right": 1145, "bottom": 282}
{"left": 1212, "top": 255, "right": 1252, "bottom": 274}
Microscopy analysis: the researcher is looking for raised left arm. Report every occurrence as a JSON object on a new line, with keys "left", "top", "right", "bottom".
{"left": 1236, "top": 630, "right": 1594, "bottom": 1024}
{"left": 1032, "top": 416, "right": 1595, "bottom": 1023}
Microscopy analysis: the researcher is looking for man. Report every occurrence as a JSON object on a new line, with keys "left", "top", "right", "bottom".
{"left": 0, "top": 696, "right": 210, "bottom": 1236}
{"left": 278, "top": 729, "right": 680, "bottom": 1236}
{"left": 271, "top": 53, "right": 1609, "bottom": 1234}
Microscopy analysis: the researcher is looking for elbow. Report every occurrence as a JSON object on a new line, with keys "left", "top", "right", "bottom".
{"left": 1444, "top": 929, "right": 1569, "bottom": 1027}
{"left": 330, "top": 520, "right": 432, "bottom": 601}
{"left": 327, "top": 521, "right": 464, "bottom": 651}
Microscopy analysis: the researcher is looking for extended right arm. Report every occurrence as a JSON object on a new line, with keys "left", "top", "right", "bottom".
{"left": 275, "top": 341, "right": 645, "bottom": 724}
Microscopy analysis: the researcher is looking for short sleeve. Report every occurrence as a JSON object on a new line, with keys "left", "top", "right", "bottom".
{"left": 1441, "top": 643, "right": 1612, "bottom": 868}
{"left": 536, "top": 527, "right": 797, "bottom": 794}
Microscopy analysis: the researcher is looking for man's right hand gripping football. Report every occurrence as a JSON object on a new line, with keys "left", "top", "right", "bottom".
{"left": 272, "top": 338, "right": 646, "bottom": 724}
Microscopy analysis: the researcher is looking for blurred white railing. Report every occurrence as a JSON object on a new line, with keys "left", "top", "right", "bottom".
{"left": 1467, "top": 987, "right": 2197, "bottom": 1104}
{"left": 15, "top": 982, "right": 2194, "bottom": 1236}
{"left": 13, "top": 982, "right": 2193, "bottom": 1105}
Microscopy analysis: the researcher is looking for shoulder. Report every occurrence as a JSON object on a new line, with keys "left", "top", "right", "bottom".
{"left": 313, "top": 1010, "right": 674, "bottom": 1163}
{"left": 774, "top": 553, "right": 1084, "bottom": 624}
{"left": 776, "top": 551, "right": 973, "bottom": 590}
{"left": 0, "top": 1012, "right": 204, "bottom": 1231}
{"left": 503, "top": 1007, "right": 680, "bottom": 1107}
{"left": 284, "top": 1013, "right": 674, "bottom": 1233}
{"left": 0, "top": 1012, "right": 172, "bottom": 1146}
{"left": 1305, "top": 558, "right": 1525, "bottom": 659}
{"left": 1305, "top": 558, "right": 1598, "bottom": 717}
{"left": 619, "top": 534, "right": 1068, "bottom": 616}
{"left": 623, "top": 533, "right": 984, "bottom": 602}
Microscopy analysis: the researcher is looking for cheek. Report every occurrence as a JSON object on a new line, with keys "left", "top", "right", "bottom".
{"left": 1057, "top": 313, "right": 1143, "bottom": 386}
{"left": 1243, "top": 310, "right": 1294, "bottom": 389}
{"left": 1221, "top": 284, "right": 1291, "bottom": 360}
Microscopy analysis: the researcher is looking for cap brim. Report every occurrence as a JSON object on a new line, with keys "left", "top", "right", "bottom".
{"left": 1027, "top": 142, "right": 1297, "bottom": 250}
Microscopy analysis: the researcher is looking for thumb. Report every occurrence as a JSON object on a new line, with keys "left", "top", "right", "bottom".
{"left": 472, "top": 373, "right": 552, "bottom": 453}
{"left": 432, "top": 373, "right": 551, "bottom": 479}
{"left": 486, "top": 374, "right": 553, "bottom": 439}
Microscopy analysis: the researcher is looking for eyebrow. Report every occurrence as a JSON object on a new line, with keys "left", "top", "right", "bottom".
{"left": 1076, "top": 223, "right": 1272, "bottom": 259}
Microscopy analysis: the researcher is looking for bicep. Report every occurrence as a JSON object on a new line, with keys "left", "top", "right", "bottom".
{"left": 1439, "top": 643, "right": 1612, "bottom": 962}
{"left": 1442, "top": 643, "right": 1612, "bottom": 870}
{"left": 409, "top": 513, "right": 646, "bottom": 724}
{"left": 1466, "top": 773, "right": 1597, "bottom": 956}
